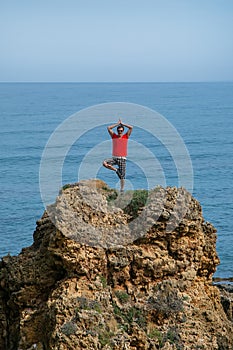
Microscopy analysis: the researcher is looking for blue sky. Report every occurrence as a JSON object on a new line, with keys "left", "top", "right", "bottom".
{"left": 0, "top": 0, "right": 232, "bottom": 82}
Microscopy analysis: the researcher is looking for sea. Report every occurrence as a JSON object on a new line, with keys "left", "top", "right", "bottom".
{"left": 0, "top": 82, "right": 232, "bottom": 279}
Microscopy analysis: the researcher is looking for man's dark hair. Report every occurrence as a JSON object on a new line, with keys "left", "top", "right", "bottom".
{"left": 117, "top": 124, "right": 124, "bottom": 131}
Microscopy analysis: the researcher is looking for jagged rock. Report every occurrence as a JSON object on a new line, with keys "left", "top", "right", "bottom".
{"left": 216, "top": 284, "right": 233, "bottom": 322}
{"left": 0, "top": 179, "right": 232, "bottom": 350}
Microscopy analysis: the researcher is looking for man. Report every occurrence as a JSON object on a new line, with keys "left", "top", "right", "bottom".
{"left": 103, "top": 119, "right": 133, "bottom": 192}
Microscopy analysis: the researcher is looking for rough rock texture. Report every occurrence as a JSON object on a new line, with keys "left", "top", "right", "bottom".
{"left": 0, "top": 179, "right": 233, "bottom": 350}
{"left": 216, "top": 284, "right": 233, "bottom": 323}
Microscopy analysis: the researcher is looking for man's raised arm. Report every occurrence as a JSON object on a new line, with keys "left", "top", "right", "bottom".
{"left": 121, "top": 121, "right": 133, "bottom": 137}
{"left": 107, "top": 120, "right": 121, "bottom": 136}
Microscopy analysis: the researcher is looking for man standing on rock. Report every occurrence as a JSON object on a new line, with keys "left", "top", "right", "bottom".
{"left": 103, "top": 119, "right": 133, "bottom": 192}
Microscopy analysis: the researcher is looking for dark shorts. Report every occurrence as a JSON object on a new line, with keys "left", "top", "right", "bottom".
{"left": 104, "top": 157, "right": 126, "bottom": 179}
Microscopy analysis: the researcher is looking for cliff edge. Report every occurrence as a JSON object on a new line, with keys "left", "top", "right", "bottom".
{"left": 0, "top": 179, "right": 232, "bottom": 350}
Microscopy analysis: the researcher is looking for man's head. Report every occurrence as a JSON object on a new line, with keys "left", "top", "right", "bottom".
{"left": 117, "top": 124, "right": 124, "bottom": 134}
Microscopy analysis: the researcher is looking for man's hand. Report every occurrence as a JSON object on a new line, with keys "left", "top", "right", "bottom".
{"left": 107, "top": 119, "right": 133, "bottom": 137}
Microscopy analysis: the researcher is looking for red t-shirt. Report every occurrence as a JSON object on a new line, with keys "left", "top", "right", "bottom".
{"left": 112, "top": 133, "right": 128, "bottom": 157}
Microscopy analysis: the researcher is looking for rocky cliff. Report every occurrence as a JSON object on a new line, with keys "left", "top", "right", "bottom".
{"left": 0, "top": 179, "right": 232, "bottom": 350}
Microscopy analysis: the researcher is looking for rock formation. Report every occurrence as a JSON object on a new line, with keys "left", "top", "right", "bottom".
{"left": 0, "top": 179, "right": 232, "bottom": 350}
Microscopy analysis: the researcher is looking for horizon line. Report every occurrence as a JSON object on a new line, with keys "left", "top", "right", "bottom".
{"left": 0, "top": 80, "right": 232, "bottom": 84}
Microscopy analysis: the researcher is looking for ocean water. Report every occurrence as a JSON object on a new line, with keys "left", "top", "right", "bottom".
{"left": 0, "top": 82, "right": 232, "bottom": 278}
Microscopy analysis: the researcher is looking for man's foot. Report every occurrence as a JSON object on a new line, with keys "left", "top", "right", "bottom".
{"left": 107, "top": 165, "right": 117, "bottom": 171}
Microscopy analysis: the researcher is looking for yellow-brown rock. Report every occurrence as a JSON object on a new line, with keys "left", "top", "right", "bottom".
{"left": 0, "top": 179, "right": 232, "bottom": 349}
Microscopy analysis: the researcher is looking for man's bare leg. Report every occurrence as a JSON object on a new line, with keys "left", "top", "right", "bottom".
{"left": 103, "top": 161, "right": 117, "bottom": 172}
{"left": 120, "top": 178, "right": 125, "bottom": 192}
{"left": 103, "top": 161, "right": 124, "bottom": 191}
